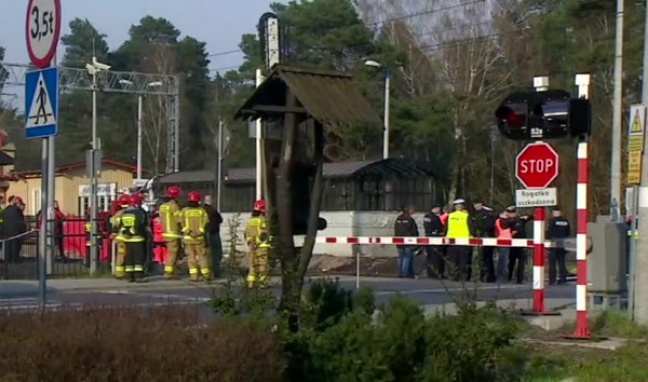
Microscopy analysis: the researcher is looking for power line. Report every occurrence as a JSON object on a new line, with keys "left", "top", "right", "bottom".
{"left": 205, "top": 0, "right": 486, "bottom": 61}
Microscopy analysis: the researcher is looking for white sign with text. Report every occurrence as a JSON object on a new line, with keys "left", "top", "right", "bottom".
{"left": 515, "top": 188, "right": 557, "bottom": 208}
{"left": 78, "top": 183, "right": 116, "bottom": 197}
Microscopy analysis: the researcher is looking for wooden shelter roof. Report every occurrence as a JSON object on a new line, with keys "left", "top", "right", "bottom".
{"left": 234, "top": 65, "right": 381, "bottom": 126}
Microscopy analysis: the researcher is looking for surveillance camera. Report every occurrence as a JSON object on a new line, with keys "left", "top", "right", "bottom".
{"left": 85, "top": 64, "right": 97, "bottom": 75}
{"left": 92, "top": 57, "right": 111, "bottom": 71}
{"left": 93, "top": 62, "right": 111, "bottom": 71}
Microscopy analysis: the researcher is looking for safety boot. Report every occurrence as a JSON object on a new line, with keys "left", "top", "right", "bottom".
{"left": 164, "top": 273, "right": 178, "bottom": 280}
{"left": 134, "top": 272, "right": 148, "bottom": 283}
{"left": 189, "top": 275, "right": 200, "bottom": 282}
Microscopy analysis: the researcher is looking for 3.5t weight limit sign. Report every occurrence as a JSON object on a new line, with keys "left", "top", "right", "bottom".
{"left": 515, "top": 142, "right": 560, "bottom": 189}
{"left": 26, "top": 0, "right": 61, "bottom": 69}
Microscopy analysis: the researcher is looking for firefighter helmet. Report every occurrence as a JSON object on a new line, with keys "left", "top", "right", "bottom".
{"left": 130, "top": 193, "right": 143, "bottom": 206}
{"left": 118, "top": 194, "right": 131, "bottom": 207}
{"left": 253, "top": 199, "right": 266, "bottom": 213}
{"left": 188, "top": 191, "right": 201, "bottom": 203}
{"left": 166, "top": 186, "right": 182, "bottom": 199}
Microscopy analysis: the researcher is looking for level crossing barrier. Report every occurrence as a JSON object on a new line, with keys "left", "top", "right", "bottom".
{"left": 314, "top": 235, "right": 586, "bottom": 314}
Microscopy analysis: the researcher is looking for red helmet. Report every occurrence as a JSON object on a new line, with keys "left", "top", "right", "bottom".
{"left": 130, "top": 193, "right": 143, "bottom": 206}
{"left": 167, "top": 186, "right": 181, "bottom": 199}
{"left": 118, "top": 194, "right": 131, "bottom": 207}
{"left": 120, "top": 194, "right": 133, "bottom": 207}
{"left": 188, "top": 191, "right": 201, "bottom": 203}
{"left": 253, "top": 199, "right": 266, "bottom": 213}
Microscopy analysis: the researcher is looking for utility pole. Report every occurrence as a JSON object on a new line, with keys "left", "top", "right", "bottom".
{"left": 633, "top": 0, "right": 648, "bottom": 324}
{"left": 610, "top": 0, "right": 624, "bottom": 221}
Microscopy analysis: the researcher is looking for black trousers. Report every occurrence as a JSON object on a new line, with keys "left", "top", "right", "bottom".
{"left": 548, "top": 248, "right": 568, "bottom": 284}
{"left": 425, "top": 245, "right": 446, "bottom": 278}
{"left": 508, "top": 247, "right": 526, "bottom": 284}
{"left": 125, "top": 241, "right": 146, "bottom": 278}
{"left": 447, "top": 245, "right": 472, "bottom": 281}
{"left": 480, "top": 246, "right": 496, "bottom": 283}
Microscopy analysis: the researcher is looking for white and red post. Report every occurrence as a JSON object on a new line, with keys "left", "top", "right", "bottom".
{"left": 531, "top": 77, "right": 549, "bottom": 315}
{"left": 569, "top": 73, "right": 592, "bottom": 339}
{"left": 532, "top": 207, "right": 546, "bottom": 312}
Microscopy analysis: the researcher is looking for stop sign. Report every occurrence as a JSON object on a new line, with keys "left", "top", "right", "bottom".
{"left": 515, "top": 142, "right": 559, "bottom": 189}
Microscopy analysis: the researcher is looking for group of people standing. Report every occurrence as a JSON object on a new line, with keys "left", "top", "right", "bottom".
{"left": 394, "top": 199, "right": 572, "bottom": 285}
{"left": 109, "top": 186, "right": 223, "bottom": 283}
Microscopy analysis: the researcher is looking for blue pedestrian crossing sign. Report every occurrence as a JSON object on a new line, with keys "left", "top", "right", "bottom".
{"left": 25, "top": 67, "right": 59, "bottom": 139}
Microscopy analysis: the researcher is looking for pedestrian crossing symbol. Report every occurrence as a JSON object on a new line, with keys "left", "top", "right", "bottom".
{"left": 24, "top": 67, "right": 59, "bottom": 139}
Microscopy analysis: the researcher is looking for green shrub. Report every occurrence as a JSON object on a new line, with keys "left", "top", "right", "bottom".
{"left": 283, "top": 283, "right": 526, "bottom": 382}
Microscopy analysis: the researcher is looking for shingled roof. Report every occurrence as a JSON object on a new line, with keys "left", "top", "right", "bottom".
{"left": 234, "top": 65, "right": 381, "bottom": 126}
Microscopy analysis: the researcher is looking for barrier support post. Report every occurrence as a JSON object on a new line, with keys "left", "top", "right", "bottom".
{"left": 564, "top": 73, "right": 592, "bottom": 340}
{"left": 520, "top": 76, "right": 560, "bottom": 316}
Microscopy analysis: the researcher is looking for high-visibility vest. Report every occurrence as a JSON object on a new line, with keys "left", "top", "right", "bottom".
{"left": 440, "top": 213, "right": 449, "bottom": 226}
{"left": 181, "top": 207, "right": 208, "bottom": 243}
{"left": 159, "top": 201, "right": 181, "bottom": 239}
{"left": 445, "top": 211, "right": 470, "bottom": 239}
{"left": 495, "top": 218, "right": 512, "bottom": 239}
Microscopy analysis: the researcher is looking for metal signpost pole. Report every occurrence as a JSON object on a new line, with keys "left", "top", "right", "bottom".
{"left": 610, "top": 0, "right": 624, "bottom": 221}
{"left": 626, "top": 104, "right": 646, "bottom": 319}
{"left": 90, "top": 67, "right": 98, "bottom": 275}
{"left": 137, "top": 95, "right": 143, "bottom": 181}
{"left": 25, "top": 0, "right": 62, "bottom": 311}
{"left": 217, "top": 119, "right": 223, "bottom": 212}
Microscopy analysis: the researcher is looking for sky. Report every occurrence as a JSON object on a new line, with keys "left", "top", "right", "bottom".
{"left": 0, "top": 0, "right": 279, "bottom": 107}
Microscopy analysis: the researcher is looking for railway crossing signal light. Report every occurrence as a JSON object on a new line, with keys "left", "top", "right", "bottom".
{"left": 495, "top": 90, "right": 592, "bottom": 141}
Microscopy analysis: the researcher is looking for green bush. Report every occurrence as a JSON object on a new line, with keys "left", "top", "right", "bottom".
{"left": 284, "top": 280, "right": 527, "bottom": 382}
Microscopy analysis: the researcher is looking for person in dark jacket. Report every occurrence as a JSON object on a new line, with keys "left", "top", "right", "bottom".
{"left": 546, "top": 207, "right": 571, "bottom": 285}
{"left": 502, "top": 205, "right": 532, "bottom": 284}
{"left": 473, "top": 200, "right": 497, "bottom": 283}
{"left": 3, "top": 196, "right": 27, "bottom": 263}
{"left": 394, "top": 205, "right": 419, "bottom": 278}
{"left": 423, "top": 204, "right": 445, "bottom": 278}
{"left": 36, "top": 200, "right": 68, "bottom": 262}
{"left": 202, "top": 195, "right": 224, "bottom": 278}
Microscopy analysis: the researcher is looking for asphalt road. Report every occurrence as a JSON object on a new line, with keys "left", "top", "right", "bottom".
{"left": 0, "top": 275, "right": 576, "bottom": 314}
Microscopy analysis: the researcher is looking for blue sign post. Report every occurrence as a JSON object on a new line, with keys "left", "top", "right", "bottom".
{"left": 25, "top": 67, "right": 59, "bottom": 139}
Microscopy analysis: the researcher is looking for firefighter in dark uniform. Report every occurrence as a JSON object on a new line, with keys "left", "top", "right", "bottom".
{"left": 473, "top": 200, "right": 497, "bottom": 283}
{"left": 546, "top": 206, "right": 571, "bottom": 285}
{"left": 119, "top": 193, "right": 149, "bottom": 283}
{"left": 445, "top": 199, "right": 475, "bottom": 281}
{"left": 423, "top": 204, "right": 445, "bottom": 278}
{"left": 394, "top": 205, "right": 419, "bottom": 278}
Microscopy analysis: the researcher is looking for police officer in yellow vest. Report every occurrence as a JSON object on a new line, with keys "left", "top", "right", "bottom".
{"left": 110, "top": 194, "right": 132, "bottom": 279}
{"left": 159, "top": 186, "right": 183, "bottom": 279}
{"left": 245, "top": 199, "right": 271, "bottom": 288}
{"left": 181, "top": 191, "right": 211, "bottom": 282}
{"left": 119, "top": 193, "right": 148, "bottom": 283}
{"left": 445, "top": 198, "right": 475, "bottom": 281}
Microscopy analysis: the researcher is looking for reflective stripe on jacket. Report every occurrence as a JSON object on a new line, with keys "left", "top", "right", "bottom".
{"left": 159, "top": 201, "right": 181, "bottom": 239}
{"left": 246, "top": 216, "right": 271, "bottom": 248}
{"left": 181, "top": 207, "right": 209, "bottom": 243}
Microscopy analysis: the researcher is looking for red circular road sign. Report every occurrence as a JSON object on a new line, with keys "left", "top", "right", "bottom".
{"left": 515, "top": 142, "right": 560, "bottom": 189}
{"left": 26, "top": 0, "right": 61, "bottom": 69}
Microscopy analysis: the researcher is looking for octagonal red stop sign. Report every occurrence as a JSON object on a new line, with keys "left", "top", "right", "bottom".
{"left": 515, "top": 142, "right": 559, "bottom": 189}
